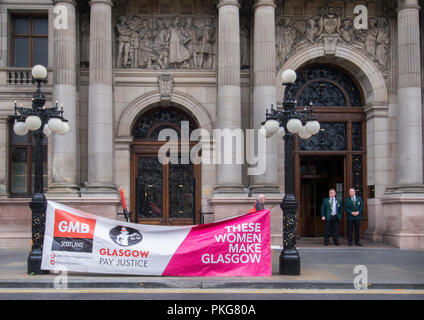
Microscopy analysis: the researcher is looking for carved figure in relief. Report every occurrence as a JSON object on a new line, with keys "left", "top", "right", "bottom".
{"left": 116, "top": 16, "right": 132, "bottom": 68}
{"left": 305, "top": 19, "right": 318, "bottom": 44}
{"left": 339, "top": 19, "right": 354, "bottom": 44}
{"left": 184, "top": 17, "right": 202, "bottom": 69}
{"left": 199, "top": 18, "right": 216, "bottom": 69}
{"left": 127, "top": 15, "right": 141, "bottom": 68}
{"left": 169, "top": 17, "right": 190, "bottom": 68}
{"left": 376, "top": 17, "right": 390, "bottom": 66}
{"left": 365, "top": 18, "right": 378, "bottom": 59}
{"left": 152, "top": 18, "right": 170, "bottom": 69}
{"left": 276, "top": 18, "right": 296, "bottom": 69}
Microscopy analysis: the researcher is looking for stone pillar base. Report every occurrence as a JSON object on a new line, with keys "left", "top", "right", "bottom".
{"left": 249, "top": 185, "right": 281, "bottom": 195}
{"left": 208, "top": 195, "right": 283, "bottom": 247}
{"left": 213, "top": 185, "right": 246, "bottom": 196}
{"left": 83, "top": 183, "right": 118, "bottom": 197}
{"left": 363, "top": 198, "right": 384, "bottom": 242}
{"left": 381, "top": 190, "right": 424, "bottom": 249}
{"left": 47, "top": 183, "right": 80, "bottom": 196}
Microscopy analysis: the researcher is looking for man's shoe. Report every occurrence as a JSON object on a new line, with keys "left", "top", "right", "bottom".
{"left": 356, "top": 243, "right": 363, "bottom": 247}
{"left": 324, "top": 242, "right": 329, "bottom": 246}
{"left": 348, "top": 243, "right": 353, "bottom": 247}
{"left": 334, "top": 242, "right": 340, "bottom": 246}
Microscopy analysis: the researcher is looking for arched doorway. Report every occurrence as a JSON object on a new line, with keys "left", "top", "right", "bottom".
{"left": 130, "top": 106, "right": 201, "bottom": 225}
{"left": 286, "top": 64, "right": 367, "bottom": 238}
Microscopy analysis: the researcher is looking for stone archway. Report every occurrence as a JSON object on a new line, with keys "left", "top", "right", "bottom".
{"left": 276, "top": 43, "right": 390, "bottom": 241}
{"left": 114, "top": 90, "right": 214, "bottom": 213}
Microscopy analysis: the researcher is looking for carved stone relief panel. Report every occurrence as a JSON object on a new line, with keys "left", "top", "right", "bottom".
{"left": 114, "top": 14, "right": 217, "bottom": 70}
{"left": 275, "top": 3, "right": 393, "bottom": 72}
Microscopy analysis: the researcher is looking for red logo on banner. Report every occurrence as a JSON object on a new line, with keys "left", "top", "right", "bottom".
{"left": 53, "top": 209, "right": 96, "bottom": 239}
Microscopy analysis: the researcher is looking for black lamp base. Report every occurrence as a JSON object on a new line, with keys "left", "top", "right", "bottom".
{"left": 279, "top": 248, "right": 301, "bottom": 275}
{"left": 27, "top": 248, "right": 49, "bottom": 275}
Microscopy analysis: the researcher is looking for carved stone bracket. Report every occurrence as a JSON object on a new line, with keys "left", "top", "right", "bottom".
{"left": 158, "top": 73, "right": 174, "bottom": 104}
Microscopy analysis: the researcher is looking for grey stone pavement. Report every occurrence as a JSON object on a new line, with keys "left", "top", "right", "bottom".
{"left": 0, "top": 238, "right": 423, "bottom": 290}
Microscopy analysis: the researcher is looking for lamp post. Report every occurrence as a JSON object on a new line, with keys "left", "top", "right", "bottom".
{"left": 262, "top": 69, "right": 320, "bottom": 275}
{"left": 12, "top": 65, "right": 70, "bottom": 274}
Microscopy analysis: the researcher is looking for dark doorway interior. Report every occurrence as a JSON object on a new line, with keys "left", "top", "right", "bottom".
{"left": 300, "top": 156, "right": 345, "bottom": 237}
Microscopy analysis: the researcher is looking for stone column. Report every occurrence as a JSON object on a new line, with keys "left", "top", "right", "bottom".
{"left": 250, "top": 0, "right": 280, "bottom": 194}
{"left": 396, "top": 0, "right": 423, "bottom": 188}
{"left": 0, "top": 8, "right": 7, "bottom": 67}
{"left": 49, "top": 0, "right": 79, "bottom": 195}
{"left": 381, "top": 0, "right": 424, "bottom": 249}
{"left": 214, "top": 0, "right": 244, "bottom": 195}
{"left": 86, "top": 0, "right": 115, "bottom": 194}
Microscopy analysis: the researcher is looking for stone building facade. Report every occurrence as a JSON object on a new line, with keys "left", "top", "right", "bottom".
{"left": 0, "top": 0, "right": 423, "bottom": 249}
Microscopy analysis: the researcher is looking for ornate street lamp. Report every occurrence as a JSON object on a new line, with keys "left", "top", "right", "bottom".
{"left": 262, "top": 69, "right": 320, "bottom": 275}
{"left": 12, "top": 65, "right": 70, "bottom": 274}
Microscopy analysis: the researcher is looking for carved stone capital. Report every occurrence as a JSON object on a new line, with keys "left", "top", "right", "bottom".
{"left": 397, "top": 0, "right": 420, "bottom": 11}
{"left": 253, "top": 0, "right": 276, "bottom": 10}
{"left": 217, "top": 0, "right": 240, "bottom": 9}
{"left": 53, "top": 0, "right": 77, "bottom": 6}
{"left": 89, "top": 0, "right": 113, "bottom": 7}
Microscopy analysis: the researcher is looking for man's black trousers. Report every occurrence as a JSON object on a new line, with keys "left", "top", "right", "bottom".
{"left": 324, "top": 215, "right": 340, "bottom": 243}
{"left": 347, "top": 219, "right": 361, "bottom": 245}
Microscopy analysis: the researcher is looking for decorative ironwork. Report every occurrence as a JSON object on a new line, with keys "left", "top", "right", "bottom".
{"left": 352, "top": 122, "right": 363, "bottom": 151}
{"left": 169, "top": 161, "right": 194, "bottom": 219}
{"left": 352, "top": 155, "right": 363, "bottom": 198}
{"left": 133, "top": 108, "right": 196, "bottom": 140}
{"left": 284, "top": 65, "right": 363, "bottom": 107}
{"left": 299, "top": 122, "right": 347, "bottom": 151}
{"left": 136, "top": 157, "right": 163, "bottom": 219}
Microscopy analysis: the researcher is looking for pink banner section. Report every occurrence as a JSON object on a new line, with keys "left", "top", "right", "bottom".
{"left": 163, "top": 210, "right": 271, "bottom": 277}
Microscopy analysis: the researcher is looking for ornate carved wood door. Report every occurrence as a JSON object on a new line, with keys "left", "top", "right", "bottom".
{"left": 130, "top": 107, "right": 201, "bottom": 225}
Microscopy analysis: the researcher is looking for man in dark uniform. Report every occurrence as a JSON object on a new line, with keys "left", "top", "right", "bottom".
{"left": 321, "top": 189, "right": 343, "bottom": 246}
{"left": 345, "top": 188, "right": 364, "bottom": 246}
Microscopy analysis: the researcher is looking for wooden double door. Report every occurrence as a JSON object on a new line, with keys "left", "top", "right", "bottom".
{"left": 130, "top": 142, "right": 201, "bottom": 225}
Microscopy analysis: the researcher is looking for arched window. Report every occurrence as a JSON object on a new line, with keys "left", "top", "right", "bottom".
{"left": 284, "top": 65, "right": 363, "bottom": 107}
{"left": 132, "top": 107, "right": 197, "bottom": 140}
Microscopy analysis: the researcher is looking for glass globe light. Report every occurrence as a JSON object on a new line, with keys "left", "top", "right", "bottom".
{"left": 43, "top": 124, "right": 51, "bottom": 137}
{"left": 305, "top": 120, "right": 320, "bottom": 135}
{"left": 31, "top": 65, "right": 48, "bottom": 80}
{"left": 25, "top": 115, "right": 42, "bottom": 131}
{"left": 264, "top": 119, "right": 279, "bottom": 136}
{"left": 281, "top": 69, "right": 297, "bottom": 84}
{"left": 48, "top": 118, "right": 63, "bottom": 133}
{"left": 14, "top": 120, "right": 28, "bottom": 136}
{"left": 298, "top": 126, "right": 312, "bottom": 140}
{"left": 276, "top": 126, "right": 285, "bottom": 138}
{"left": 286, "top": 118, "right": 302, "bottom": 133}
{"left": 58, "top": 121, "right": 70, "bottom": 135}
